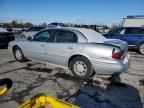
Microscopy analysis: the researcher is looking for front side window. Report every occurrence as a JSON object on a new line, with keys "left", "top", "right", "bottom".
{"left": 119, "top": 29, "right": 126, "bottom": 35}
{"left": 124, "top": 28, "right": 142, "bottom": 34}
{"left": 54, "top": 30, "right": 77, "bottom": 43}
{"left": 108, "top": 28, "right": 125, "bottom": 35}
{"left": 32, "top": 30, "right": 53, "bottom": 42}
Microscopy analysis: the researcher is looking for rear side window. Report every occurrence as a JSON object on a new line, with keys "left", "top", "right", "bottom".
{"left": 124, "top": 28, "right": 144, "bottom": 34}
{"left": 54, "top": 30, "right": 77, "bottom": 43}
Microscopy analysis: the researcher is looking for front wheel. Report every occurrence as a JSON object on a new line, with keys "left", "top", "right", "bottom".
{"left": 70, "top": 56, "right": 94, "bottom": 79}
{"left": 13, "top": 47, "right": 26, "bottom": 62}
{"left": 138, "top": 43, "right": 144, "bottom": 55}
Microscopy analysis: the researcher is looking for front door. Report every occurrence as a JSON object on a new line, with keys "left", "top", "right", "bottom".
{"left": 45, "top": 29, "right": 78, "bottom": 67}
{"left": 25, "top": 30, "right": 54, "bottom": 61}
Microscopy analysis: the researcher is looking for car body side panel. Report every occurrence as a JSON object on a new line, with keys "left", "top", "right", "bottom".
{"left": 121, "top": 34, "right": 141, "bottom": 48}
{"left": 24, "top": 41, "right": 46, "bottom": 61}
{"left": 45, "top": 43, "right": 81, "bottom": 67}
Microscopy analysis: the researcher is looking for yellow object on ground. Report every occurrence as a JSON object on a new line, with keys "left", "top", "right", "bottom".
{"left": 0, "top": 78, "right": 13, "bottom": 96}
{"left": 0, "top": 87, "right": 9, "bottom": 96}
{"left": 18, "top": 94, "right": 80, "bottom": 108}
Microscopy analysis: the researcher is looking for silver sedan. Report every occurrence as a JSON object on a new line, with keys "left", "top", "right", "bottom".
{"left": 8, "top": 27, "right": 130, "bottom": 79}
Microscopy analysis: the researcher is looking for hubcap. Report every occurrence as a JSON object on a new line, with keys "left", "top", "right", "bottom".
{"left": 74, "top": 61, "right": 87, "bottom": 76}
{"left": 15, "top": 49, "right": 22, "bottom": 60}
{"left": 140, "top": 44, "right": 144, "bottom": 54}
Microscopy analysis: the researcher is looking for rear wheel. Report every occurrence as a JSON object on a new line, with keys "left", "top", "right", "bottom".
{"left": 13, "top": 47, "right": 26, "bottom": 62}
{"left": 70, "top": 56, "right": 94, "bottom": 79}
{"left": 138, "top": 43, "right": 144, "bottom": 55}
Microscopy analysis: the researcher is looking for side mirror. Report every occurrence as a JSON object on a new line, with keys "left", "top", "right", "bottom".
{"left": 27, "top": 37, "right": 32, "bottom": 41}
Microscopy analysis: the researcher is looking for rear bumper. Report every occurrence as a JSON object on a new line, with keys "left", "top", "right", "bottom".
{"left": 91, "top": 55, "right": 130, "bottom": 75}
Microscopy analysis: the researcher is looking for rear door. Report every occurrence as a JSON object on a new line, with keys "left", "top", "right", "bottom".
{"left": 45, "top": 29, "right": 78, "bottom": 67}
{"left": 121, "top": 28, "right": 142, "bottom": 47}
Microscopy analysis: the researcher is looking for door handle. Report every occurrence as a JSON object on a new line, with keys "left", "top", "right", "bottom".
{"left": 68, "top": 46, "right": 73, "bottom": 49}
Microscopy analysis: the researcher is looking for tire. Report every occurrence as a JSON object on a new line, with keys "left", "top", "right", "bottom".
{"left": 70, "top": 56, "right": 94, "bottom": 79}
{"left": 138, "top": 43, "right": 144, "bottom": 55}
{"left": 13, "top": 47, "right": 26, "bottom": 62}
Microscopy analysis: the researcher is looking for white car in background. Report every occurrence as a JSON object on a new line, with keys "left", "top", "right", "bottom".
{"left": 21, "top": 26, "right": 46, "bottom": 40}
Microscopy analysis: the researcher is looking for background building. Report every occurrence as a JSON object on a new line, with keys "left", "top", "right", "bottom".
{"left": 122, "top": 15, "right": 144, "bottom": 27}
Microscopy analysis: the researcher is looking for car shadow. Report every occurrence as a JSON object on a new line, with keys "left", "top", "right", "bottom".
{"left": 54, "top": 72, "right": 82, "bottom": 82}
{"left": 0, "top": 62, "right": 52, "bottom": 75}
{"left": 73, "top": 82, "right": 143, "bottom": 108}
{"left": 139, "top": 79, "right": 144, "bottom": 86}
{"left": 55, "top": 73, "right": 143, "bottom": 108}
{"left": 24, "top": 66, "right": 52, "bottom": 73}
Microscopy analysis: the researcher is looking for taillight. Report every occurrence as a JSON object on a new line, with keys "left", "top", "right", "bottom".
{"left": 112, "top": 52, "right": 122, "bottom": 59}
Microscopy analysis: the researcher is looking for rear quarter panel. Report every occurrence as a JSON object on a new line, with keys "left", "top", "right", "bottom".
{"left": 82, "top": 43, "right": 115, "bottom": 59}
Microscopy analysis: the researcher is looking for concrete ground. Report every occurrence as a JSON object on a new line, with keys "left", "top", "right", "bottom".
{"left": 0, "top": 49, "right": 144, "bottom": 108}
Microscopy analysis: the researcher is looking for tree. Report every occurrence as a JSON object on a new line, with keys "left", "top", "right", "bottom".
{"left": 24, "top": 22, "right": 33, "bottom": 28}
{"left": 2, "top": 23, "right": 10, "bottom": 28}
{"left": 11, "top": 20, "right": 17, "bottom": 28}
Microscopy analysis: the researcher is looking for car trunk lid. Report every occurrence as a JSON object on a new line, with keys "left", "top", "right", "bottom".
{"left": 103, "top": 39, "right": 128, "bottom": 59}
{"left": 104, "top": 39, "right": 128, "bottom": 50}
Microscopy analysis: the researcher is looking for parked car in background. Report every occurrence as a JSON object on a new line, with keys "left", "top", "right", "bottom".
{"left": 9, "top": 27, "right": 130, "bottom": 79}
{"left": 0, "top": 28, "right": 15, "bottom": 48}
{"left": 104, "top": 27, "right": 144, "bottom": 55}
{"left": 48, "top": 22, "right": 66, "bottom": 28}
{"left": 21, "top": 26, "right": 46, "bottom": 40}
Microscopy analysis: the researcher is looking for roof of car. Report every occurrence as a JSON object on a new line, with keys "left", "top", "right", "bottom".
{"left": 0, "top": 28, "right": 9, "bottom": 33}
{"left": 46, "top": 27, "right": 107, "bottom": 43}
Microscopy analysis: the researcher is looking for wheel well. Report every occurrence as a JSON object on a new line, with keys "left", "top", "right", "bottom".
{"left": 68, "top": 55, "right": 88, "bottom": 68}
{"left": 12, "top": 45, "right": 19, "bottom": 53}
{"left": 139, "top": 42, "right": 144, "bottom": 45}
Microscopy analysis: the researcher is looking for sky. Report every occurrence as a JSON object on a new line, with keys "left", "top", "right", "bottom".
{"left": 0, "top": 0, "right": 144, "bottom": 25}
